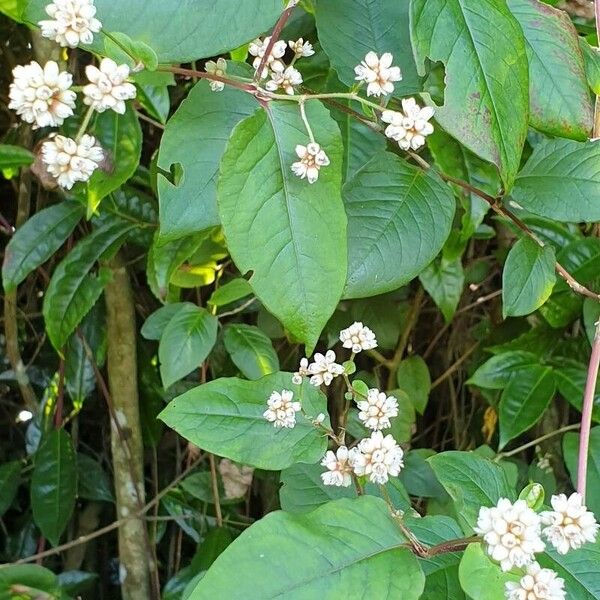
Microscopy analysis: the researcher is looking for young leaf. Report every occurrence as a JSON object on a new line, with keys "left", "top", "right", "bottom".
{"left": 502, "top": 237, "right": 556, "bottom": 317}
{"left": 188, "top": 496, "right": 425, "bottom": 599}
{"left": 396, "top": 355, "right": 431, "bottom": 414}
{"left": 218, "top": 101, "right": 346, "bottom": 352}
{"left": 222, "top": 324, "right": 279, "bottom": 380}
{"left": 2, "top": 200, "right": 84, "bottom": 292}
{"left": 0, "top": 143, "right": 34, "bottom": 169}
{"left": 208, "top": 278, "right": 253, "bottom": 308}
{"left": 159, "top": 373, "right": 327, "bottom": 470}
{"left": 31, "top": 429, "right": 77, "bottom": 547}
{"left": 158, "top": 304, "right": 218, "bottom": 388}
{"left": 411, "top": 0, "right": 529, "bottom": 189}
{"left": 344, "top": 152, "right": 455, "bottom": 298}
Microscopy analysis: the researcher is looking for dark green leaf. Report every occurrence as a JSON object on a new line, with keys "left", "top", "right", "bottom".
{"left": 141, "top": 302, "right": 190, "bottom": 340}
{"left": 563, "top": 428, "right": 600, "bottom": 517}
{"left": 419, "top": 256, "right": 464, "bottom": 322}
{"left": 223, "top": 324, "right": 279, "bottom": 380}
{"left": 0, "top": 461, "right": 21, "bottom": 517}
{"left": 77, "top": 454, "right": 113, "bottom": 503}
{"left": 0, "top": 143, "right": 34, "bottom": 169}
{"left": 399, "top": 449, "right": 447, "bottom": 498}
{"left": 0, "top": 565, "right": 61, "bottom": 599}
{"left": 209, "top": 278, "right": 253, "bottom": 308}
{"left": 580, "top": 38, "right": 600, "bottom": 95}
{"left": 554, "top": 364, "right": 600, "bottom": 422}
{"left": 468, "top": 351, "right": 539, "bottom": 389}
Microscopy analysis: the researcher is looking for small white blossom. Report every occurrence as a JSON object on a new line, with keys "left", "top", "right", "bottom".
{"left": 321, "top": 446, "right": 355, "bottom": 487}
{"left": 265, "top": 65, "right": 302, "bottom": 95}
{"left": 205, "top": 57, "right": 227, "bottom": 92}
{"left": 312, "top": 413, "right": 326, "bottom": 426}
{"left": 248, "top": 36, "right": 287, "bottom": 78}
{"left": 354, "top": 51, "right": 402, "bottom": 97}
{"left": 339, "top": 321, "right": 377, "bottom": 353}
{"left": 83, "top": 58, "right": 136, "bottom": 114}
{"left": 218, "top": 459, "right": 254, "bottom": 499}
{"left": 289, "top": 38, "right": 314, "bottom": 57}
{"left": 41, "top": 134, "right": 103, "bottom": 189}
{"left": 382, "top": 98, "right": 435, "bottom": 151}
{"left": 39, "top": 0, "right": 102, "bottom": 47}
{"left": 292, "top": 357, "right": 310, "bottom": 385}
{"left": 307, "top": 350, "right": 344, "bottom": 386}
{"left": 505, "top": 562, "right": 566, "bottom": 600}
{"left": 540, "top": 492, "right": 598, "bottom": 555}
{"left": 357, "top": 389, "right": 398, "bottom": 431}
{"left": 350, "top": 431, "right": 404, "bottom": 484}
{"left": 8, "top": 61, "right": 76, "bottom": 129}
{"left": 263, "top": 389, "right": 301, "bottom": 428}
{"left": 291, "top": 142, "right": 330, "bottom": 184}
{"left": 475, "top": 498, "right": 545, "bottom": 572}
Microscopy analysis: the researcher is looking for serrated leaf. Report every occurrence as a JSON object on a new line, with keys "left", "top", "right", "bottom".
{"left": 468, "top": 351, "right": 539, "bottom": 389}
{"left": 396, "top": 356, "right": 431, "bottom": 414}
{"left": 0, "top": 143, "right": 34, "bottom": 169}
{"left": 218, "top": 101, "right": 346, "bottom": 351}
{"left": 31, "top": 429, "right": 77, "bottom": 547}
{"left": 223, "top": 324, "right": 279, "bottom": 380}
{"left": 159, "top": 373, "right": 327, "bottom": 470}
{"left": 411, "top": 0, "right": 529, "bottom": 189}
{"left": 158, "top": 304, "right": 218, "bottom": 388}
{"left": 344, "top": 152, "right": 455, "bottom": 298}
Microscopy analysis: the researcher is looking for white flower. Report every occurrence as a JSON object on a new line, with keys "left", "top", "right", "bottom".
{"left": 339, "top": 321, "right": 377, "bottom": 353}
{"left": 8, "top": 61, "right": 76, "bottom": 129}
{"left": 312, "top": 413, "right": 326, "bottom": 426}
{"left": 83, "top": 58, "right": 136, "bottom": 114}
{"left": 292, "top": 357, "right": 310, "bottom": 385}
{"left": 540, "top": 492, "right": 598, "bottom": 555}
{"left": 505, "top": 562, "right": 566, "bottom": 600}
{"left": 205, "top": 57, "right": 227, "bottom": 92}
{"left": 39, "top": 0, "right": 102, "bottom": 47}
{"left": 382, "top": 98, "right": 435, "bottom": 151}
{"left": 354, "top": 51, "right": 402, "bottom": 97}
{"left": 248, "top": 36, "right": 287, "bottom": 78}
{"left": 307, "top": 350, "right": 344, "bottom": 386}
{"left": 321, "top": 446, "right": 356, "bottom": 487}
{"left": 475, "top": 498, "right": 545, "bottom": 571}
{"left": 263, "top": 389, "right": 301, "bottom": 428}
{"left": 218, "top": 459, "right": 254, "bottom": 499}
{"left": 289, "top": 38, "right": 314, "bottom": 57}
{"left": 41, "top": 134, "right": 103, "bottom": 189}
{"left": 350, "top": 431, "right": 404, "bottom": 484}
{"left": 357, "top": 389, "right": 398, "bottom": 431}
{"left": 265, "top": 65, "right": 302, "bottom": 95}
{"left": 291, "top": 142, "right": 330, "bottom": 184}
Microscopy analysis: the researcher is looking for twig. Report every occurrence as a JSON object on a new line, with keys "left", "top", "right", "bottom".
{"left": 208, "top": 454, "right": 223, "bottom": 528}
{"left": 161, "top": 66, "right": 254, "bottom": 92}
{"left": 496, "top": 423, "right": 580, "bottom": 460}
{"left": 217, "top": 297, "right": 257, "bottom": 318}
{"left": 430, "top": 342, "right": 479, "bottom": 390}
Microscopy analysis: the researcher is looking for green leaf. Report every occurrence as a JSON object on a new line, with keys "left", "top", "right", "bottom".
{"left": 141, "top": 302, "right": 189, "bottom": 340}
{"left": 468, "top": 351, "right": 539, "bottom": 389}
{"left": 24, "top": 0, "right": 282, "bottom": 63}
{"left": 31, "top": 429, "right": 77, "bottom": 547}
{"left": 43, "top": 220, "right": 134, "bottom": 350}
{"left": 563, "top": 428, "right": 600, "bottom": 517}
{"left": 223, "top": 324, "right": 279, "bottom": 380}
{"left": 208, "top": 278, "right": 253, "bottom": 308}
{"left": 188, "top": 496, "right": 425, "bottom": 599}
{"left": 103, "top": 31, "right": 158, "bottom": 70}
{"left": 0, "top": 143, "right": 34, "bottom": 169}
{"left": 344, "top": 152, "right": 455, "bottom": 298}
{"left": 502, "top": 237, "right": 556, "bottom": 317}
{"left": 554, "top": 364, "right": 600, "bottom": 422}
{"left": 159, "top": 373, "right": 327, "bottom": 470}
{"left": 507, "top": 0, "right": 593, "bottom": 139}
{"left": 2, "top": 200, "right": 84, "bottom": 293}
{"left": 419, "top": 256, "right": 464, "bottom": 322}
{"left": 399, "top": 449, "right": 447, "bottom": 498}
{"left": 411, "top": 0, "right": 529, "bottom": 189}
{"left": 0, "top": 565, "right": 61, "bottom": 599}
{"left": 77, "top": 454, "right": 113, "bottom": 503}
{"left": 512, "top": 139, "right": 600, "bottom": 222}
{"left": 580, "top": 38, "right": 600, "bottom": 96}
{"left": 85, "top": 105, "right": 141, "bottom": 216}
{"left": 218, "top": 101, "right": 346, "bottom": 351}
{"left": 395, "top": 356, "right": 431, "bottom": 414}
{"left": 428, "top": 451, "right": 515, "bottom": 533}
{"left": 158, "top": 304, "right": 218, "bottom": 388}
{"left": 157, "top": 79, "right": 257, "bottom": 241}
{"left": 315, "top": 0, "right": 420, "bottom": 95}
{"left": 387, "top": 390, "right": 416, "bottom": 444}
{"left": 0, "top": 461, "right": 21, "bottom": 517}
{"left": 499, "top": 365, "right": 556, "bottom": 448}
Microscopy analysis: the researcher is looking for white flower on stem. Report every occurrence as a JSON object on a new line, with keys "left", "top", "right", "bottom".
{"left": 289, "top": 38, "right": 314, "bottom": 57}
{"left": 354, "top": 51, "right": 402, "bottom": 97}
{"left": 382, "top": 98, "right": 435, "bottom": 151}
{"left": 218, "top": 459, "right": 254, "bottom": 499}
{"left": 83, "top": 58, "right": 136, "bottom": 114}
{"left": 505, "top": 562, "right": 566, "bottom": 600}
{"left": 307, "top": 350, "right": 344, "bottom": 386}
{"left": 41, "top": 134, "right": 103, "bottom": 189}
{"left": 321, "top": 446, "right": 356, "bottom": 487}
{"left": 339, "top": 321, "right": 377, "bottom": 353}
{"left": 291, "top": 142, "right": 330, "bottom": 184}
{"left": 248, "top": 36, "right": 287, "bottom": 78}
{"left": 263, "top": 389, "right": 301, "bottom": 428}
{"left": 292, "top": 357, "right": 310, "bottom": 385}
{"left": 8, "top": 61, "right": 76, "bottom": 129}
{"left": 475, "top": 498, "right": 545, "bottom": 572}
{"left": 39, "top": 0, "right": 102, "bottom": 47}
{"left": 350, "top": 431, "right": 404, "bottom": 484}
{"left": 357, "top": 389, "right": 399, "bottom": 431}
{"left": 540, "top": 492, "right": 598, "bottom": 555}
{"left": 265, "top": 65, "right": 303, "bottom": 95}
{"left": 205, "top": 57, "right": 227, "bottom": 92}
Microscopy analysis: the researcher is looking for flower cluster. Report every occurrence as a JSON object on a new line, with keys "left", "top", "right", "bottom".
{"left": 382, "top": 98, "right": 435, "bottom": 151}
{"left": 263, "top": 389, "right": 301, "bottom": 429}
{"left": 354, "top": 52, "right": 402, "bottom": 97}
{"left": 356, "top": 388, "right": 399, "bottom": 431}
{"left": 339, "top": 321, "right": 377, "bottom": 354}
{"left": 291, "top": 143, "right": 330, "bottom": 184}
{"left": 205, "top": 58, "right": 227, "bottom": 92}
{"left": 505, "top": 562, "right": 566, "bottom": 600}
{"left": 39, "top": 0, "right": 102, "bottom": 47}
{"left": 82, "top": 58, "right": 137, "bottom": 114}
